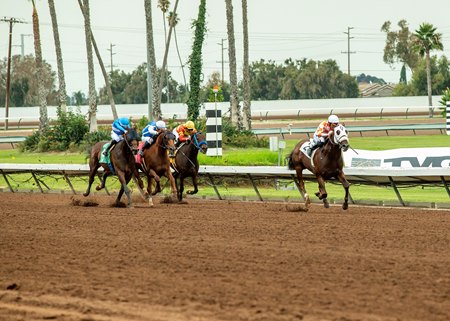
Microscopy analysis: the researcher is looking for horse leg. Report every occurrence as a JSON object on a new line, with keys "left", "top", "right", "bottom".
{"left": 166, "top": 169, "right": 178, "bottom": 199}
{"left": 96, "top": 172, "right": 111, "bottom": 191}
{"left": 83, "top": 163, "right": 99, "bottom": 197}
{"left": 187, "top": 174, "right": 199, "bottom": 195}
{"left": 124, "top": 172, "right": 133, "bottom": 208}
{"left": 315, "top": 176, "right": 329, "bottom": 208}
{"left": 337, "top": 171, "right": 350, "bottom": 210}
{"left": 178, "top": 175, "right": 185, "bottom": 201}
{"left": 115, "top": 171, "right": 132, "bottom": 207}
{"left": 295, "top": 168, "right": 310, "bottom": 207}
{"left": 145, "top": 174, "right": 154, "bottom": 207}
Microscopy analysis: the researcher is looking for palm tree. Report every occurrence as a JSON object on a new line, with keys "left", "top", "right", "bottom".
{"left": 225, "top": 0, "right": 241, "bottom": 129}
{"left": 157, "top": 0, "right": 179, "bottom": 109}
{"left": 78, "top": 0, "right": 118, "bottom": 120}
{"left": 31, "top": 0, "right": 49, "bottom": 133}
{"left": 413, "top": 22, "right": 444, "bottom": 117}
{"left": 48, "top": 0, "right": 67, "bottom": 112}
{"left": 168, "top": 11, "right": 188, "bottom": 94}
{"left": 241, "top": 0, "right": 251, "bottom": 130}
{"left": 158, "top": 0, "right": 170, "bottom": 102}
{"left": 79, "top": 0, "right": 97, "bottom": 132}
{"left": 144, "top": 0, "right": 160, "bottom": 120}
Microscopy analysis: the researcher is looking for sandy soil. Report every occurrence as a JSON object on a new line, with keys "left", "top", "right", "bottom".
{"left": 0, "top": 192, "right": 449, "bottom": 321}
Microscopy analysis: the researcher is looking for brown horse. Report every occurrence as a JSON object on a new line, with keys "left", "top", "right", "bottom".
{"left": 171, "top": 131, "right": 208, "bottom": 201}
{"left": 287, "top": 124, "right": 350, "bottom": 210}
{"left": 139, "top": 130, "right": 177, "bottom": 206}
{"left": 84, "top": 127, "right": 143, "bottom": 207}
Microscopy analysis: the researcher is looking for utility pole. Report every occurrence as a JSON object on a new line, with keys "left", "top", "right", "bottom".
{"left": 216, "top": 38, "right": 227, "bottom": 84}
{"left": 1, "top": 17, "right": 25, "bottom": 130}
{"left": 106, "top": 43, "right": 116, "bottom": 74}
{"left": 341, "top": 27, "right": 355, "bottom": 75}
{"left": 20, "top": 34, "right": 33, "bottom": 57}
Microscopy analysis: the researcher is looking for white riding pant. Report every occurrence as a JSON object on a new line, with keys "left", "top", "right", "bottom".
{"left": 172, "top": 128, "right": 180, "bottom": 141}
{"left": 312, "top": 134, "right": 326, "bottom": 145}
{"left": 141, "top": 136, "right": 153, "bottom": 144}
{"left": 110, "top": 131, "right": 123, "bottom": 142}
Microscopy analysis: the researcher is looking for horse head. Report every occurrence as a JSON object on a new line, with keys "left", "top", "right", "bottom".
{"left": 124, "top": 128, "right": 140, "bottom": 155}
{"left": 161, "top": 131, "right": 176, "bottom": 157}
{"left": 330, "top": 124, "right": 349, "bottom": 152}
{"left": 191, "top": 132, "right": 208, "bottom": 154}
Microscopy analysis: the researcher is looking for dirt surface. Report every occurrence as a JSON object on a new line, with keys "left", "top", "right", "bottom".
{"left": 1, "top": 192, "right": 449, "bottom": 321}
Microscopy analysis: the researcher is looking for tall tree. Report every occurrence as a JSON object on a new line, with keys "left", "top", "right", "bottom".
{"left": 186, "top": 0, "right": 206, "bottom": 121}
{"left": 241, "top": 0, "right": 251, "bottom": 130}
{"left": 48, "top": 0, "right": 67, "bottom": 111}
{"left": 381, "top": 20, "right": 419, "bottom": 83}
{"left": 168, "top": 11, "right": 188, "bottom": 94}
{"left": 31, "top": 0, "right": 49, "bottom": 133}
{"left": 158, "top": 0, "right": 170, "bottom": 103}
{"left": 78, "top": 0, "right": 118, "bottom": 120}
{"left": 157, "top": 0, "right": 179, "bottom": 111}
{"left": 144, "top": 0, "right": 160, "bottom": 120}
{"left": 412, "top": 22, "right": 444, "bottom": 116}
{"left": 79, "top": 0, "right": 97, "bottom": 131}
{"left": 225, "top": 0, "right": 241, "bottom": 129}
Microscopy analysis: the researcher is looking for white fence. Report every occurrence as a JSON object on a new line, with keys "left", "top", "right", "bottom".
{"left": 0, "top": 163, "right": 448, "bottom": 207}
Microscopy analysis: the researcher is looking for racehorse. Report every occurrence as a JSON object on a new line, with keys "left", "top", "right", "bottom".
{"left": 287, "top": 124, "right": 350, "bottom": 210}
{"left": 84, "top": 127, "right": 143, "bottom": 207}
{"left": 138, "top": 130, "right": 177, "bottom": 206}
{"left": 171, "top": 131, "right": 208, "bottom": 201}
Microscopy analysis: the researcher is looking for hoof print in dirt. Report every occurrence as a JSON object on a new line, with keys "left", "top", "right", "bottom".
{"left": 160, "top": 196, "right": 176, "bottom": 204}
{"left": 285, "top": 204, "right": 309, "bottom": 212}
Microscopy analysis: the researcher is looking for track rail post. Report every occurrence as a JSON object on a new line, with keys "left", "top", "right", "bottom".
{"left": 388, "top": 176, "right": 405, "bottom": 206}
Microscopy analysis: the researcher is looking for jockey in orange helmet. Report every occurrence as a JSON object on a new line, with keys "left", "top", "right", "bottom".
{"left": 173, "top": 120, "right": 197, "bottom": 145}
{"left": 305, "top": 114, "right": 340, "bottom": 156}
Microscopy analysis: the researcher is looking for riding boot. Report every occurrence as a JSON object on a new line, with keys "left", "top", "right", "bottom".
{"left": 139, "top": 140, "right": 151, "bottom": 157}
{"left": 103, "top": 139, "right": 116, "bottom": 156}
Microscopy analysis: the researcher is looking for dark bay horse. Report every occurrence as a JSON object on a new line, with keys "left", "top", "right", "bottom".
{"left": 84, "top": 127, "right": 143, "bottom": 207}
{"left": 171, "top": 131, "right": 208, "bottom": 201}
{"left": 139, "top": 130, "right": 177, "bottom": 206}
{"left": 287, "top": 124, "right": 351, "bottom": 210}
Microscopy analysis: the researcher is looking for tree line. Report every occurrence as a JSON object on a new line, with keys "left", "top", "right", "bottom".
{"left": 0, "top": 0, "right": 448, "bottom": 136}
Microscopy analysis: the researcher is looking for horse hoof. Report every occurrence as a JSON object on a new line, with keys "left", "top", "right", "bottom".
{"left": 148, "top": 198, "right": 154, "bottom": 207}
{"left": 95, "top": 185, "right": 102, "bottom": 191}
{"left": 342, "top": 203, "right": 348, "bottom": 210}
{"left": 83, "top": 192, "right": 89, "bottom": 197}
{"left": 323, "top": 202, "right": 330, "bottom": 209}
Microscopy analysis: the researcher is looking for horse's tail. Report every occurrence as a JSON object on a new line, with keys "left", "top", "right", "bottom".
{"left": 287, "top": 151, "right": 295, "bottom": 170}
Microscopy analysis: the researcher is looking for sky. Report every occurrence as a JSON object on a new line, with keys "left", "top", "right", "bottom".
{"left": 1, "top": 0, "right": 450, "bottom": 97}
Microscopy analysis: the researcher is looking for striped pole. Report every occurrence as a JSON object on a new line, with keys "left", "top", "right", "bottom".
{"left": 206, "top": 106, "right": 222, "bottom": 156}
{"left": 447, "top": 101, "right": 450, "bottom": 135}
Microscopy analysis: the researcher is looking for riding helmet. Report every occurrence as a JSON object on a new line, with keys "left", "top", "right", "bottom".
{"left": 328, "top": 115, "right": 339, "bottom": 124}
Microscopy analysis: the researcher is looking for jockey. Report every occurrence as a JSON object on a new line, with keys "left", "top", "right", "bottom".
{"left": 173, "top": 120, "right": 197, "bottom": 145}
{"left": 139, "top": 120, "right": 167, "bottom": 157}
{"left": 103, "top": 117, "right": 132, "bottom": 156}
{"left": 305, "top": 114, "right": 340, "bottom": 156}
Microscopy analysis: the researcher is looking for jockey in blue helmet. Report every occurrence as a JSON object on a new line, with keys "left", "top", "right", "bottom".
{"left": 139, "top": 120, "right": 167, "bottom": 157}
{"left": 103, "top": 117, "right": 132, "bottom": 156}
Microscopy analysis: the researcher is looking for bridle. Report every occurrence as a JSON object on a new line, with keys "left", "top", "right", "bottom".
{"left": 191, "top": 132, "right": 208, "bottom": 152}
{"left": 329, "top": 125, "right": 349, "bottom": 152}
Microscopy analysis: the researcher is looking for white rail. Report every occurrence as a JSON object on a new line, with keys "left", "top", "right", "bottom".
{"left": 0, "top": 163, "right": 448, "bottom": 207}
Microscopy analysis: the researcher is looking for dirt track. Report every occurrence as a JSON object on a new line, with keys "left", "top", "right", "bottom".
{"left": 1, "top": 192, "right": 449, "bottom": 321}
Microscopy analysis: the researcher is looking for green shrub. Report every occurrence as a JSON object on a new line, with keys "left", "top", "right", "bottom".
{"left": 21, "top": 109, "right": 89, "bottom": 152}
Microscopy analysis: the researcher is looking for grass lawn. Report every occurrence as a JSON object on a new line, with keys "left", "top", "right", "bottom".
{"left": 0, "top": 134, "right": 449, "bottom": 206}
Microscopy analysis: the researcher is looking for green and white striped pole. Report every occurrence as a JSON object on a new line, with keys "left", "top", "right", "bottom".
{"left": 447, "top": 101, "right": 450, "bottom": 135}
